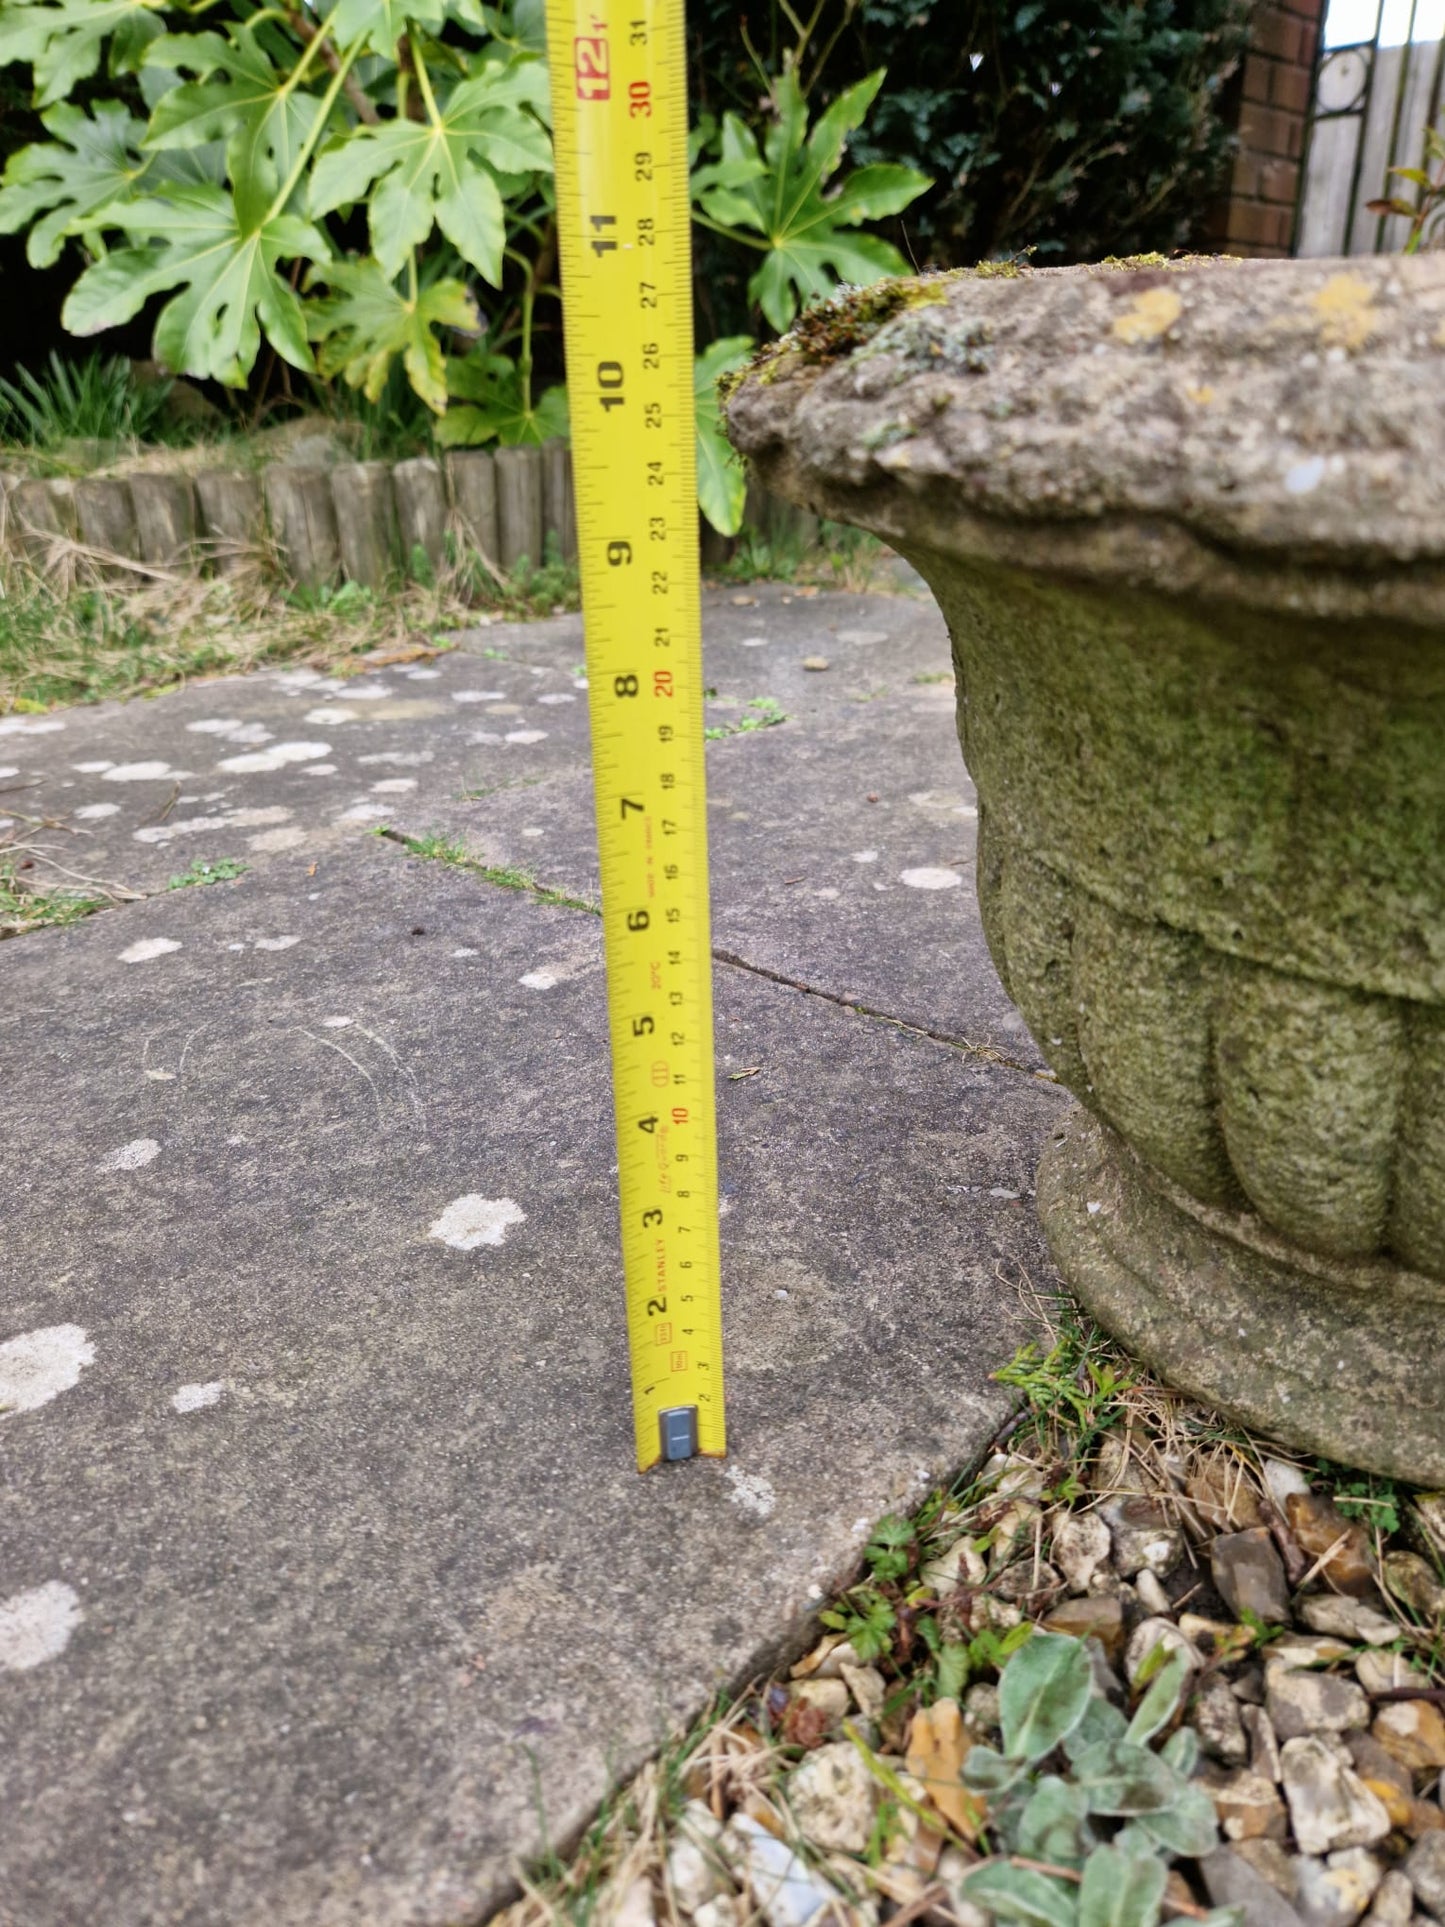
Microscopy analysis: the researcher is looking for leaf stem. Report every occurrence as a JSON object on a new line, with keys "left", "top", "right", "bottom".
{"left": 264, "top": 39, "right": 359, "bottom": 226}
{"left": 412, "top": 39, "right": 443, "bottom": 127}
{"left": 690, "top": 211, "right": 770, "bottom": 250}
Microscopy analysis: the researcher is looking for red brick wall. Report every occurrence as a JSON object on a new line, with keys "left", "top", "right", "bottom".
{"left": 1205, "top": 0, "right": 1326, "bottom": 255}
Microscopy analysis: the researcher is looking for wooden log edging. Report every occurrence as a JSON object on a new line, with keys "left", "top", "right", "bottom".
{"left": 0, "top": 439, "right": 812, "bottom": 588}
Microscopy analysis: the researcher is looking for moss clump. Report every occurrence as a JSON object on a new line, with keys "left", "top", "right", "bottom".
{"left": 730, "top": 274, "right": 962, "bottom": 396}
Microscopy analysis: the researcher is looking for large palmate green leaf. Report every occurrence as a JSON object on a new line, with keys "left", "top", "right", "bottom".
{"left": 694, "top": 334, "right": 753, "bottom": 536}
{"left": 307, "top": 258, "right": 477, "bottom": 413}
{"left": 64, "top": 184, "right": 328, "bottom": 387}
{"left": 143, "top": 27, "right": 331, "bottom": 217}
{"left": 691, "top": 69, "right": 929, "bottom": 332}
{"left": 308, "top": 59, "right": 550, "bottom": 283}
{"left": 0, "top": 0, "right": 166, "bottom": 108}
{"left": 437, "top": 348, "right": 568, "bottom": 447}
{"left": 325, "top": 0, "right": 447, "bottom": 57}
{"left": 0, "top": 103, "right": 151, "bottom": 267}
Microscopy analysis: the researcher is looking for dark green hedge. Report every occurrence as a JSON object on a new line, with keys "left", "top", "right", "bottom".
{"left": 689, "top": 0, "right": 1251, "bottom": 271}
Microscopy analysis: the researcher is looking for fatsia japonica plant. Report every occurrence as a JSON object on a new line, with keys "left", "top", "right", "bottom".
{"left": 0, "top": 0, "right": 564, "bottom": 434}
{"left": 956, "top": 1631, "right": 1244, "bottom": 1927}
{"left": 0, "top": 0, "right": 930, "bottom": 532}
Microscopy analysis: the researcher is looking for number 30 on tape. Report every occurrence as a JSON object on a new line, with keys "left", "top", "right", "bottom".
{"left": 545, "top": 0, "right": 727, "bottom": 1471}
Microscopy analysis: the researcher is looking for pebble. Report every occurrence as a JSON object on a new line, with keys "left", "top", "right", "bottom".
{"left": 1356, "top": 1651, "right": 1425, "bottom": 1696}
{"left": 919, "top": 1534, "right": 986, "bottom": 1594}
{"left": 1372, "top": 1701, "right": 1445, "bottom": 1772}
{"left": 994, "top": 1558, "right": 1062, "bottom": 1604}
{"left": 1213, "top": 1527, "right": 1294, "bottom": 1624}
{"left": 791, "top": 1678, "right": 849, "bottom": 1727}
{"left": 1235, "top": 1837, "right": 1301, "bottom": 1898}
{"left": 1101, "top": 1495, "right": 1184, "bottom": 1577}
{"left": 1211, "top": 1766, "right": 1291, "bottom": 1841}
{"left": 693, "top": 1900, "right": 741, "bottom": 1927}
{"left": 1265, "top": 1460, "right": 1316, "bottom": 1512}
{"left": 1041, "top": 1592, "right": 1124, "bottom": 1662}
{"left": 1281, "top": 1737, "right": 1393, "bottom": 1855}
{"left": 1200, "top": 1845, "right": 1310, "bottom": 1926}
{"left": 1195, "top": 1673, "right": 1251, "bottom": 1766}
{"left": 963, "top": 1682, "right": 1001, "bottom": 1735}
{"left": 1348, "top": 1734, "right": 1414, "bottom": 1800}
{"left": 1383, "top": 1553, "right": 1445, "bottom": 1622}
{"left": 668, "top": 1806, "right": 730, "bottom": 1912}
{"left": 720, "top": 1816, "right": 841, "bottom": 1927}
{"left": 1301, "top": 1598, "right": 1402, "bottom": 1647}
{"left": 1125, "top": 1615, "right": 1203, "bottom": 1683}
{"left": 987, "top": 1499, "right": 1041, "bottom": 1571}
{"left": 1135, "top": 1569, "right": 1172, "bottom": 1617}
{"left": 1271, "top": 1637, "right": 1357, "bottom": 1672}
{"left": 785, "top": 1741, "right": 875, "bottom": 1852}
{"left": 1247, "top": 1704, "right": 1286, "bottom": 1781}
{"left": 801, "top": 656, "right": 829, "bottom": 671}
{"left": 1293, "top": 1848, "right": 1383, "bottom": 1927}
{"left": 613, "top": 1874, "right": 656, "bottom": 1927}
{"left": 1053, "top": 1511, "right": 1112, "bottom": 1594}
{"left": 1362, "top": 1870, "right": 1414, "bottom": 1925}
{"left": 1183, "top": 1612, "right": 1255, "bottom": 1666}
{"left": 1189, "top": 1460, "right": 1266, "bottom": 1532}
{"left": 1410, "top": 1497, "right": 1445, "bottom": 1567}
{"left": 1267, "top": 1669, "right": 1371, "bottom": 1743}
{"left": 1405, "top": 1832, "right": 1445, "bottom": 1918}
{"left": 1287, "top": 1495, "right": 1377, "bottom": 1597}
{"left": 839, "top": 1663, "right": 885, "bottom": 1723}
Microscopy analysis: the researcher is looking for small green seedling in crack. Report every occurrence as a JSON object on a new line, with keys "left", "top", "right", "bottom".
{"left": 704, "top": 696, "right": 786, "bottom": 740}
{"left": 166, "top": 857, "right": 248, "bottom": 890}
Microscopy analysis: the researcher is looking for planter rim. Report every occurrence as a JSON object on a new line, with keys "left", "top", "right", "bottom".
{"left": 725, "top": 254, "right": 1445, "bottom": 619}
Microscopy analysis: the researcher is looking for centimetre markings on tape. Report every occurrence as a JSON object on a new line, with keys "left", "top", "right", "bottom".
{"left": 546, "top": 0, "right": 726, "bottom": 1472}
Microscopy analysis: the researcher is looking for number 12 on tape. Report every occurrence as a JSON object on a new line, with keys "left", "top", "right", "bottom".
{"left": 546, "top": 0, "right": 726, "bottom": 1471}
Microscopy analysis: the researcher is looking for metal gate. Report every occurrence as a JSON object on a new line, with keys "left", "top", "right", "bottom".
{"left": 1296, "top": 0, "right": 1445, "bottom": 254}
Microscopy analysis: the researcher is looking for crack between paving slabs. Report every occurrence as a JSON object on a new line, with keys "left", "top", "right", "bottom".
{"left": 378, "top": 826, "right": 1055, "bottom": 1082}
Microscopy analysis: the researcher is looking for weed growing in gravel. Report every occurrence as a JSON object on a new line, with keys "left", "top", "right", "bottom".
{"left": 497, "top": 1280, "right": 1445, "bottom": 1927}
{"left": 167, "top": 858, "right": 248, "bottom": 890}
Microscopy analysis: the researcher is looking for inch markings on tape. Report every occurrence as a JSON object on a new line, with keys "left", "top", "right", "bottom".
{"left": 546, "top": 0, "right": 726, "bottom": 1471}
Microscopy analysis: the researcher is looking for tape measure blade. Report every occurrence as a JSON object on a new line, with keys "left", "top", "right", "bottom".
{"left": 546, "top": 0, "right": 725, "bottom": 1471}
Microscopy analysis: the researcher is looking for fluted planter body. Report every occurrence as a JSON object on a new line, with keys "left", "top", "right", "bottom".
{"left": 727, "top": 256, "right": 1445, "bottom": 1483}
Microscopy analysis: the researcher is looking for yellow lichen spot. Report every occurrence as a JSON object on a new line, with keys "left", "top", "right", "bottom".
{"left": 1434, "top": 317, "right": 1445, "bottom": 348}
{"left": 1309, "top": 273, "right": 1377, "bottom": 351}
{"left": 1185, "top": 383, "right": 1216, "bottom": 405}
{"left": 1112, "top": 287, "right": 1184, "bottom": 345}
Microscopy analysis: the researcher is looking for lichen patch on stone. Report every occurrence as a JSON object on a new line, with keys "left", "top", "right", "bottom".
{"left": 1111, "top": 287, "right": 1183, "bottom": 345}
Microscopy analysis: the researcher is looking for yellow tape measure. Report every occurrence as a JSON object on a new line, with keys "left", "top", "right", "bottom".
{"left": 546, "top": 0, "right": 726, "bottom": 1471}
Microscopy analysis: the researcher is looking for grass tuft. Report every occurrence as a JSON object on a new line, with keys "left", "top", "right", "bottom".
{"left": 0, "top": 860, "right": 109, "bottom": 938}
{"left": 384, "top": 831, "right": 598, "bottom": 916}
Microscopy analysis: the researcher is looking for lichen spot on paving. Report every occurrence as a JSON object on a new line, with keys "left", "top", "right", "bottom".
{"left": 120, "top": 937, "right": 181, "bottom": 964}
{"left": 218, "top": 742, "right": 330, "bottom": 774}
{"left": 172, "top": 1382, "right": 224, "bottom": 1414}
{"left": 97, "top": 1138, "right": 160, "bottom": 1173}
{"left": 104, "top": 761, "right": 187, "bottom": 783}
{"left": 428, "top": 1195, "right": 526, "bottom": 1251}
{"left": 0, "top": 1324, "right": 95, "bottom": 1416}
{"left": 723, "top": 1464, "right": 777, "bottom": 1520}
{"left": 519, "top": 970, "right": 558, "bottom": 989}
{"left": 0, "top": 1582, "right": 82, "bottom": 1672}
{"left": 899, "top": 867, "right": 961, "bottom": 890}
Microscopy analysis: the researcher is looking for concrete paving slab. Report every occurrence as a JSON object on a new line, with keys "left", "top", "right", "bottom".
{"left": 1, "top": 835, "right": 1066, "bottom": 1925}
{"left": 0, "top": 586, "right": 942, "bottom": 897}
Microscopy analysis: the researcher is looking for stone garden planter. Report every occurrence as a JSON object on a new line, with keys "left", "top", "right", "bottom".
{"left": 726, "top": 255, "right": 1445, "bottom": 1485}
